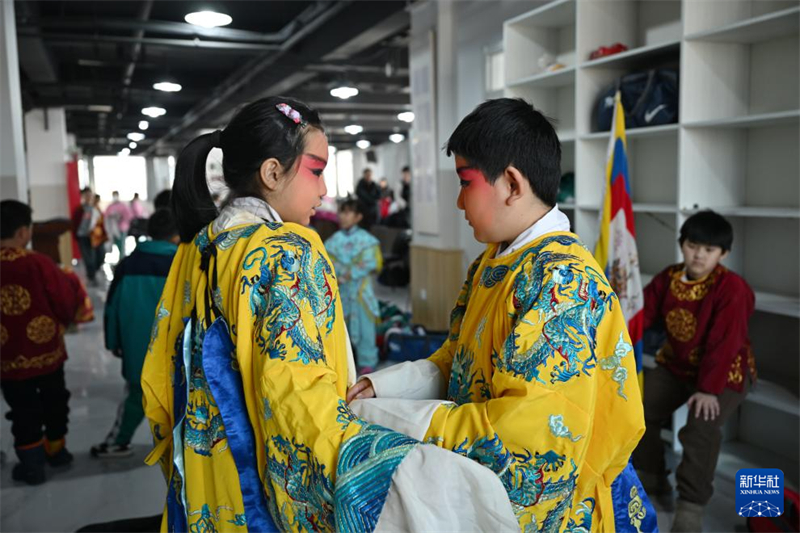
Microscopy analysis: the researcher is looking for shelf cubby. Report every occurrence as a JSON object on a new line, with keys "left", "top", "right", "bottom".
{"left": 681, "top": 33, "right": 799, "bottom": 122}
{"left": 680, "top": 124, "right": 799, "bottom": 211}
{"left": 577, "top": 0, "right": 682, "bottom": 63}
{"left": 504, "top": 0, "right": 576, "bottom": 86}
{"left": 683, "top": 0, "right": 798, "bottom": 37}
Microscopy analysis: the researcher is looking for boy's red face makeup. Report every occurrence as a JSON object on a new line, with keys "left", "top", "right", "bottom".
{"left": 455, "top": 155, "right": 501, "bottom": 243}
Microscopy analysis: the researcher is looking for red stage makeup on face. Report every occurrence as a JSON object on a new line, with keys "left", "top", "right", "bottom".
{"left": 457, "top": 167, "right": 491, "bottom": 190}
{"left": 455, "top": 155, "right": 500, "bottom": 243}
{"left": 275, "top": 129, "right": 329, "bottom": 225}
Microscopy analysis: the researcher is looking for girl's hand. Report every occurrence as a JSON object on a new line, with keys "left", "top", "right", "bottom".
{"left": 687, "top": 392, "right": 720, "bottom": 421}
{"left": 347, "top": 379, "right": 375, "bottom": 403}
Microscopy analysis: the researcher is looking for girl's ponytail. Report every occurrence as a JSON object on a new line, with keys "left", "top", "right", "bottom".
{"left": 172, "top": 130, "right": 221, "bottom": 242}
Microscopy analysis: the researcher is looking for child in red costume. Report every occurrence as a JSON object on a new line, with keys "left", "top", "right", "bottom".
{"left": 633, "top": 210, "right": 756, "bottom": 532}
{"left": 1, "top": 200, "right": 89, "bottom": 484}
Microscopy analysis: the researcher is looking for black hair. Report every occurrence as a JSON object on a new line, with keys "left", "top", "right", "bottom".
{"left": 153, "top": 189, "right": 172, "bottom": 210}
{"left": 171, "top": 96, "right": 324, "bottom": 242}
{"left": 401, "top": 166, "right": 410, "bottom": 173}
{"left": 147, "top": 208, "right": 179, "bottom": 241}
{"left": 0, "top": 200, "right": 33, "bottom": 239}
{"left": 445, "top": 98, "right": 561, "bottom": 207}
{"left": 81, "top": 187, "right": 92, "bottom": 195}
{"left": 339, "top": 199, "right": 363, "bottom": 215}
{"left": 679, "top": 210, "right": 734, "bottom": 251}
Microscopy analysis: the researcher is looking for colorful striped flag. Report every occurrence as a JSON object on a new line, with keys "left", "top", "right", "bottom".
{"left": 594, "top": 91, "right": 645, "bottom": 384}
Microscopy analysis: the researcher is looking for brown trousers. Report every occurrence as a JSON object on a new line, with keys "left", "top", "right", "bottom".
{"left": 632, "top": 365, "right": 749, "bottom": 505}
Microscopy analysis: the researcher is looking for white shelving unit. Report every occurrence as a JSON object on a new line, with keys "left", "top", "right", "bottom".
{"left": 504, "top": 0, "right": 800, "bottom": 462}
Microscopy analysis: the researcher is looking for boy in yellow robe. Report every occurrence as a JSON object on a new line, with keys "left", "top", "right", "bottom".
{"left": 348, "top": 98, "right": 656, "bottom": 532}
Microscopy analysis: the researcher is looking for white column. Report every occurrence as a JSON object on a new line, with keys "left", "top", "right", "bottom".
{"left": 0, "top": 0, "right": 28, "bottom": 201}
{"left": 24, "top": 108, "right": 71, "bottom": 219}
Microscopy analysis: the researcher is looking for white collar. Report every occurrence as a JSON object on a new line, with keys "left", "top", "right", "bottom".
{"left": 495, "top": 205, "right": 571, "bottom": 258}
{"left": 212, "top": 196, "right": 283, "bottom": 234}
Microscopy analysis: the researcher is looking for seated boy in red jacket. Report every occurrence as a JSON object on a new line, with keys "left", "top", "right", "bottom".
{"left": 633, "top": 210, "right": 756, "bottom": 531}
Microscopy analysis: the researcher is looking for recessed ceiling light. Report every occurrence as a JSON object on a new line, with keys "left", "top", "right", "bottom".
{"left": 330, "top": 86, "right": 359, "bottom": 100}
{"left": 356, "top": 140, "right": 371, "bottom": 149}
{"left": 127, "top": 132, "right": 145, "bottom": 142}
{"left": 138, "top": 121, "right": 149, "bottom": 130}
{"left": 129, "top": 142, "right": 138, "bottom": 149}
{"left": 87, "top": 105, "right": 113, "bottom": 113}
{"left": 389, "top": 133, "right": 405, "bottom": 143}
{"left": 397, "top": 111, "right": 415, "bottom": 123}
{"left": 344, "top": 125, "right": 363, "bottom": 135}
{"left": 141, "top": 107, "right": 166, "bottom": 118}
{"left": 185, "top": 11, "right": 232, "bottom": 28}
{"left": 153, "top": 81, "right": 182, "bottom": 92}
{"left": 119, "top": 148, "right": 131, "bottom": 156}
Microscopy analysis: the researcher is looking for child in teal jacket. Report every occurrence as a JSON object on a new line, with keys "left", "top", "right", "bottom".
{"left": 91, "top": 209, "right": 178, "bottom": 458}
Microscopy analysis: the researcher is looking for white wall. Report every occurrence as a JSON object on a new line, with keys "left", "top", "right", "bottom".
{"left": 0, "top": 0, "right": 27, "bottom": 201}
{"left": 24, "top": 108, "right": 70, "bottom": 219}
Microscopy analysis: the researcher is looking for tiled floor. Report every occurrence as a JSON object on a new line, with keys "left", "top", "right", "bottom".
{"left": 0, "top": 275, "right": 768, "bottom": 532}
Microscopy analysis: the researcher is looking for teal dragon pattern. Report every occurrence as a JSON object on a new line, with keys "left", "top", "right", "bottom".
{"left": 264, "top": 435, "right": 335, "bottom": 532}
{"left": 185, "top": 321, "right": 226, "bottom": 456}
{"left": 447, "top": 346, "right": 491, "bottom": 404}
{"left": 242, "top": 231, "right": 336, "bottom": 364}
{"left": 563, "top": 498, "right": 595, "bottom": 533}
{"left": 452, "top": 433, "right": 578, "bottom": 533}
{"left": 188, "top": 503, "right": 247, "bottom": 533}
{"left": 492, "top": 242, "right": 617, "bottom": 387}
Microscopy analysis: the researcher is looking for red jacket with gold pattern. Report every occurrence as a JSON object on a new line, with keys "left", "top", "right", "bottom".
{"left": 643, "top": 264, "right": 756, "bottom": 394}
{"left": 0, "top": 247, "right": 86, "bottom": 380}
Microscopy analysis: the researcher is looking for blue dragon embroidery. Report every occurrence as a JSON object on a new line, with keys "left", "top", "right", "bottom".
{"left": 265, "top": 435, "right": 335, "bottom": 532}
{"left": 242, "top": 232, "right": 336, "bottom": 364}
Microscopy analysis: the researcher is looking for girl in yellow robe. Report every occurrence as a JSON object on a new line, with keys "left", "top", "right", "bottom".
{"left": 348, "top": 98, "right": 657, "bottom": 532}
{"left": 142, "top": 97, "right": 520, "bottom": 533}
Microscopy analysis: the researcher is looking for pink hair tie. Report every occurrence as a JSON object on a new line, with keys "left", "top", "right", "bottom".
{"left": 276, "top": 103, "right": 307, "bottom": 127}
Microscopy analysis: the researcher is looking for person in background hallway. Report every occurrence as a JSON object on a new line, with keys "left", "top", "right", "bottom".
{"left": 130, "top": 192, "right": 149, "bottom": 219}
{"left": 398, "top": 165, "right": 412, "bottom": 228}
{"left": 377, "top": 178, "right": 395, "bottom": 222}
{"left": 355, "top": 167, "right": 380, "bottom": 228}
{"left": 90, "top": 194, "right": 108, "bottom": 280}
{"left": 326, "top": 200, "right": 382, "bottom": 375}
{"left": 105, "top": 191, "right": 134, "bottom": 261}
{"left": 1, "top": 200, "right": 87, "bottom": 484}
{"left": 91, "top": 209, "right": 179, "bottom": 458}
{"left": 633, "top": 210, "right": 756, "bottom": 532}
{"left": 127, "top": 192, "right": 150, "bottom": 244}
{"left": 400, "top": 165, "right": 411, "bottom": 205}
{"left": 72, "top": 188, "right": 101, "bottom": 285}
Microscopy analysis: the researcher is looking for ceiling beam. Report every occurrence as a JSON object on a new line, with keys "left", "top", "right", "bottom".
{"left": 18, "top": 30, "right": 280, "bottom": 52}
{"left": 288, "top": 90, "right": 410, "bottom": 107}
{"left": 321, "top": 9, "right": 409, "bottom": 61}
{"left": 24, "top": 17, "right": 294, "bottom": 44}
{"left": 29, "top": 82, "right": 203, "bottom": 101}
{"left": 307, "top": 63, "right": 409, "bottom": 77}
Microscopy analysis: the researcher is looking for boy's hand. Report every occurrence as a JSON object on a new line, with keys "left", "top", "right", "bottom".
{"left": 687, "top": 392, "right": 720, "bottom": 421}
{"left": 347, "top": 379, "right": 375, "bottom": 403}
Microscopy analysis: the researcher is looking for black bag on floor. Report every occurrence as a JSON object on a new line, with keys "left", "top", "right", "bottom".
{"left": 594, "top": 69, "right": 678, "bottom": 132}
